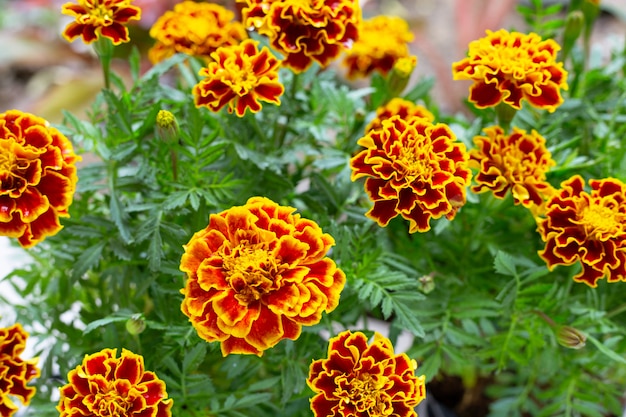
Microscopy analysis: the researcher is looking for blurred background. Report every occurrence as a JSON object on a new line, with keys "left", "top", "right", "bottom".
{"left": 1, "top": 0, "right": 625, "bottom": 124}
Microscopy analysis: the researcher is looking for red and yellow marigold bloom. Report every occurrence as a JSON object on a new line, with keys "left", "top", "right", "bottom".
{"left": 0, "top": 324, "right": 39, "bottom": 417}
{"left": 365, "top": 98, "right": 434, "bottom": 133}
{"left": 537, "top": 175, "right": 626, "bottom": 287}
{"left": 57, "top": 348, "right": 172, "bottom": 417}
{"left": 0, "top": 110, "right": 80, "bottom": 248}
{"left": 148, "top": 1, "right": 247, "bottom": 64}
{"left": 469, "top": 126, "right": 556, "bottom": 207}
{"left": 180, "top": 196, "right": 346, "bottom": 356}
{"left": 193, "top": 39, "right": 284, "bottom": 117}
{"left": 343, "top": 15, "right": 414, "bottom": 79}
{"left": 62, "top": 0, "right": 141, "bottom": 45}
{"left": 452, "top": 29, "right": 568, "bottom": 112}
{"left": 238, "top": 0, "right": 360, "bottom": 73}
{"left": 351, "top": 116, "right": 471, "bottom": 233}
{"left": 307, "top": 330, "right": 426, "bottom": 417}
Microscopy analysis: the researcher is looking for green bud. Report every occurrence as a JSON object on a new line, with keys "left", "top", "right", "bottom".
{"left": 125, "top": 314, "right": 146, "bottom": 336}
{"left": 561, "top": 10, "right": 584, "bottom": 61}
{"left": 581, "top": 0, "right": 600, "bottom": 39}
{"left": 418, "top": 273, "right": 435, "bottom": 294}
{"left": 387, "top": 56, "right": 417, "bottom": 97}
{"left": 556, "top": 325, "right": 586, "bottom": 349}
{"left": 156, "top": 110, "right": 179, "bottom": 144}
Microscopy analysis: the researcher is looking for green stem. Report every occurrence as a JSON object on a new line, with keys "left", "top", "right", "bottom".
{"left": 170, "top": 149, "right": 178, "bottom": 181}
{"left": 606, "top": 303, "right": 626, "bottom": 319}
{"left": 274, "top": 72, "right": 299, "bottom": 149}
{"left": 94, "top": 37, "right": 114, "bottom": 90}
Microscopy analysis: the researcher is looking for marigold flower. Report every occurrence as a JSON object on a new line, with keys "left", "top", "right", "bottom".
{"left": 452, "top": 29, "right": 568, "bottom": 112}
{"left": 193, "top": 39, "right": 284, "bottom": 117}
{"left": 365, "top": 98, "right": 434, "bottom": 133}
{"left": 148, "top": 1, "right": 247, "bottom": 64}
{"left": 351, "top": 116, "right": 471, "bottom": 233}
{"left": 62, "top": 0, "right": 141, "bottom": 45}
{"left": 238, "top": 0, "right": 360, "bottom": 73}
{"left": 469, "top": 126, "right": 556, "bottom": 207}
{"left": 0, "top": 324, "right": 39, "bottom": 417}
{"left": 180, "top": 196, "right": 346, "bottom": 356}
{"left": 0, "top": 110, "right": 80, "bottom": 248}
{"left": 343, "top": 15, "right": 414, "bottom": 79}
{"left": 307, "top": 330, "right": 426, "bottom": 417}
{"left": 57, "top": 348, "right": 173, "bottom": 417}
{"left": 537, "top": 175, "right": 626, "bottom": 287}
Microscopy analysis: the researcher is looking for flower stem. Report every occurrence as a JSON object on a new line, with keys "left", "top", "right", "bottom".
{"left": 94, "top": 37, "right": 114, "bottom": 90}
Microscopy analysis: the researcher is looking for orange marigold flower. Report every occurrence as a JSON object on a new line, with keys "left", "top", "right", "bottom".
{"left": 0, "top": 110, "right": 80, "bottom": 248}
{"left": 365, "top": 98, "right": 434, "bottom": 133}
{"left": 351, "top": 116, "right": 471, "bottom": 233}
{"left": 0, "top": 324, "right": 39, "bottom": 417}
{"left": 148, "top": 1, "right": 247, "bottom": 64}
{"left": 469, "top": 126, "right": 556, "bottom": 207}
{"left": 57, "top": 348, "right": 173, "bottom": 417}
{"left": 180, "top": 196, "right": 346, "bottom": 356}
{"left": 452, "top": 29, "right": 568, "bottom": 112}
{"left": 537, "top": 175, "right": 626, "bottom": 287}
{"left": 238, "top": 0, "right": 360, "bottom": 73}
{"left": 193, "top": 39, "right": 284, "bottom": 117}
{"left": 307, "top": 330, "right": 426, "bottom": 417}
{"left": 343, "top": 15, "right": 414, "bottom": 79}
{"left": 62, "top": 0, "right": 141, "bottom": 45}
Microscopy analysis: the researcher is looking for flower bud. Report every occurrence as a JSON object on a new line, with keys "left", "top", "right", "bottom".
{"left": 556, "top": 325, "right": 586, "bottom": 349}
{"left": 387, "top": 55, "right": 417, "bottom": 97}
{"left": 561, "top": 10, "right": 584, "bottom": 61}
{"left": 418, "top": 273, "right": 435, "bottom": 294}
{"left": 155, "top": 110, "right": 179, "bottom": 144}
{"left": 125, "top": 314, "right": 146, "bottom": 336}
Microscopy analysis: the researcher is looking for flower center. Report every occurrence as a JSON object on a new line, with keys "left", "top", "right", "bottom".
{"left": 579, "top": 202, "right": 624, "bottom": 240}
{"left": 222, "top": 244, "right": 279, "bottom": 303}
{"left": 397, "top": 140, "right": 431, "bottom": 180}
{"left": 223, "top": 61, "right": 261, "bottom": 95}
{"left": 82, "top": 0, "right": 115, "bottom": 25}
{"left": 345, "top": 372, "right": 389, "bottom": 414}
{"left": 93, "top": 389, "right": 130, "bottom": 416}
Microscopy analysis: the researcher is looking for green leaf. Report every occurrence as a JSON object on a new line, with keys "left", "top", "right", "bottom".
{"left": 389, "top": 296, "right": 425, "bottom": 338}
{"left": 586, "top": 334, "right": 626, "bottom": 365}
{"left": 494, "top": 251, "right": 517, "bottom": 277}
{"left": 72, "top": 240, "right": 106, "bottom": 280}
{"left": 417, "top": 348, "right": 441, "bottom": 383}
{"left": 110, "top": 191, "right": 133, "bottom": 243}
{"left": 129, "top": 45, "right": 141, "bottom": 83}
{"left": 183, "top": 343, "right": 207, "bottom": 373}
{"left": 83, "top": 314, "right": 128, "bottom": 334}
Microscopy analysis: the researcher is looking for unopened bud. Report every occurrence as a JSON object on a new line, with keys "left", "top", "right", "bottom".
{"left": 125, "top": 314, "right": 146, "bottom": 336}
{"left": 561, "top": 10, "right": 584, "bottom": 61}
{"left": 387, "top": 55, "right": 417, "bottom": 96}
{"left": 556, "top": 325, "right": 586, "bottom": 349}
{"left": 418, "top": 273, "right": 435, "bottom": 294}
{"left": 156, "top": 110, "right": 179, "bottom": 144}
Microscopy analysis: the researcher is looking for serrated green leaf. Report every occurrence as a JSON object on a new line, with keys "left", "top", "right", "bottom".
{"left": 110, "top": 191, "right": 132, "bottom": 243}
{"left": 183, "top": 343, "right": 207, "bottom": 373}
{"left": 391, "top": 298, "right": 425, "bottom": 337}
{"left": 148, "top": 227, "right": 163, "bottom": 272}
{"left": 417, "top": 348, "right": 441, "bottom": 383}
{"left": 83, "top": 315, "right": 128, "bottom": 334}
{"left": 72, "top": 240, "right": 106, "bottom": 280}
{"left": 233, "top": 393, "right": 273, "bottom": 409}
{"left": 494, "top": 251, "right": 517, "bottom": 277}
